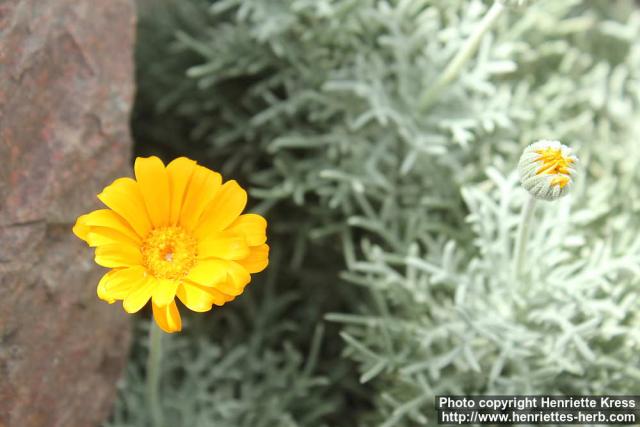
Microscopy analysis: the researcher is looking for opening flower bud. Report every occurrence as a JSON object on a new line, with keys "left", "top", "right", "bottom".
{"left": 518, "top": 140, "right": 578, "bottom": 201}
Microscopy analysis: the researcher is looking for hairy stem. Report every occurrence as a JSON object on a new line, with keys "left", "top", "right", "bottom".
{"left": 419, "top": 0, "right": 506, "bottom": 110}
{"left": 513, "top": 195, "right": 537, "bottom": 278}
{"left": 147, "top": 320, "right": 164, "bottom": 427}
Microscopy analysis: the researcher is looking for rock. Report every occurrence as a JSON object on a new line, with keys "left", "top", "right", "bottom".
{"left": 0, "top": 1, "right": 136, "bottom": 426}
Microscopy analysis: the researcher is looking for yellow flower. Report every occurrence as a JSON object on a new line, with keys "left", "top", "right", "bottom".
{"left": 73, "top": 156, "right": 269, "bottom": 333}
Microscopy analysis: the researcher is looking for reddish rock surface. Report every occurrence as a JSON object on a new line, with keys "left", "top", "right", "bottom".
{"left": 0, "top": 1, "right": 136, "bottom": 426}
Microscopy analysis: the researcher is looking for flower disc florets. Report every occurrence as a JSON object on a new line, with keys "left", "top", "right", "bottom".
{"left": 142, "top": 226, "right": 197, "bottom": 280}
{"left": 518, "top": 140, "right": 578, "bottom": 201}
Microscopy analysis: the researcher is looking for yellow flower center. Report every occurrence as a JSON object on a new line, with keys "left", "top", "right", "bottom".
{"left": 141, "top": 226, "right": 197, "bottom": 279}
{"left": 535, "top": 147, "right": 574, "bottom": 188}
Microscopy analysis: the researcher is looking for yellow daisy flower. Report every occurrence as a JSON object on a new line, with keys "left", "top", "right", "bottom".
{"left": 73, "top": 156, "right": 269, "bottom": 333}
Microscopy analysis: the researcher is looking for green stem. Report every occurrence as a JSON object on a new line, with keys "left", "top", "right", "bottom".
{"left": 147, "top": 320, "right": 163, "bottom": 427}
{"left": 513, "top": 195, "right": 537, "bottom": 278}
{"left": 419, "top": 0, "right": 506, "bottom": 110}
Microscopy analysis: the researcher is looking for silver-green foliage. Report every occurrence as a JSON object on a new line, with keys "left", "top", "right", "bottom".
{"left": 107, "top": 244, "right": 351, "bottom": 427}
{"left": 132, "top": 0, "right": 640, "bottom": 425}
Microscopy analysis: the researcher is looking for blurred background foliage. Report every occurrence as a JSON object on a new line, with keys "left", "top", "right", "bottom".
{"left": 113, "top": 0, "right": 640, "bottom": 425}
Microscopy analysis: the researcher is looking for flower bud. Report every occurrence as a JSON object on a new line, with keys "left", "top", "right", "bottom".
{"left": 518, "top": 140, "right": 578, "bottom": 201}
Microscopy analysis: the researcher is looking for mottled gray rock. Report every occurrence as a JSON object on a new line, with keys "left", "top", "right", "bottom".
{"left": 0, "top": 1, "right": 136, "bottom": 426}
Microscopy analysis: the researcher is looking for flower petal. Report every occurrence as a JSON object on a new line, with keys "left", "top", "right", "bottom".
{"left": 134, "top": 156, "right": 171, "bottom": 228}
{"left": 179, "top": 166, "right": 222, "bottom": 231}
{"left": 98, "top": 177, "right": 152, "bottom": 238}
{"left": 186, "top": 259, "right": 227, "bottom": 287}
{"left": 97, "top": 271, "right": 117, "bottom": 303}
{"left": 225, "top": 260, "right": 251, "bottom": 288}
{"left": 198, "top": 232, "right": 249, "bottom": 260}
{"left": 238, "top": 244, "right": 270, "bottom": 273}
{"left": 208, "top": 286, "right": 235, "bottom": 305}
{"left": 176, "top": 281, "right": 218, "bottom": 312}
{"left": 86, "top": 226, "right": 140, "bottom": 247}
{"left": 166, "top": 157, "right": 197, "bottom": 226}
{"left": 123, "top": 275, "right": 156, "bottom": 313}
{"left": 213, "top": 280, "right": 244, "bottom": 297}
{"left": 98, "top": 266, "right": 147, "bottom": 302}
{"left": 226, "top": 214, "right": 267, "bottom": 246}
{"left": 81, "top": 209, "right": 142, "bottom": 244}
{"left": 194, "top": 180, "right": 247, "bottom": 240}
{"left": 72, "top": 214, "right": 91, "bottom": 243}
{"left": 152, "top": 300, "right": 182, "bottom": 333}
{"left": 152, "top": 278, "right": 178, "bottom": 307}
{"left": 95, "top": 243, "right": 142, "bottom": 268}
{"left": 188, "top": 260, "right": 246, "bottom": 297}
